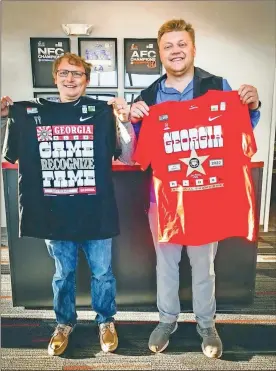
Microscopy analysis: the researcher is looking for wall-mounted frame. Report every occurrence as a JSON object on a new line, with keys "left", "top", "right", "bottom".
{"left": 124, "top": 38, "right": 162, "bottom": 88}
{"left": 33, "top": 91, "right": 60, "bottom": 102}
{"left": 30, "top": 38, "right": 71, "bottom": 88}
{"left": 86, "top": 91, "right": 118, "bottom": 101}
{"left": 78, "top": 38, "right": 118, "bottom": 88}
{"left": 124, "top": 91, "right": 140, "bottom": 105}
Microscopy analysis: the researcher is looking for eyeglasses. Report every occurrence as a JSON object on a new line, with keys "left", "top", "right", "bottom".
{"left": 57, "top": 69, "right": 87, "bottom": 78}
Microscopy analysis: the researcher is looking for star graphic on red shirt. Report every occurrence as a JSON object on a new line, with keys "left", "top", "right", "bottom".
{"left": 179, "top": 149, "right": 209, "bottom": 176}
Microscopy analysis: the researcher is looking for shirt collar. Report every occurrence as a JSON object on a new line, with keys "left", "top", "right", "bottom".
{"left": 159, "top": 78, "right": 194, "bottom": 96}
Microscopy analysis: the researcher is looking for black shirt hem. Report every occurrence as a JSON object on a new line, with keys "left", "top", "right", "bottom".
{"left": 19, "top": 230, "right": 120, "bottom": 242}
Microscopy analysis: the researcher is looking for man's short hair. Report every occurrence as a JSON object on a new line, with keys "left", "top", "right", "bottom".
{"left": 52, "top": 52, "right": 92, "bottom": 79}
{"left": 158, "top": 19, "right": 195, "bottom": 45}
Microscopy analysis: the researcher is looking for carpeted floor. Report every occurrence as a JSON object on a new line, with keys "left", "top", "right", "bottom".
{"left": 258, "top": 202, "right": 276, "bottom": 255}
{"left": 1, "top": 211, "right": 276, "bottom": 370}
{"left": 2, "top": 317, "right": 276, "bottom": 370}
{"left": 258, "top": 231, "right": 276, "bottom": 255}
{"left": 1, "top": 256, "right": 276, "bottom": 370}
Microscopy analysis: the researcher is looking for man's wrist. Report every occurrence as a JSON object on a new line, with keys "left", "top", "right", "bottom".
{"left": 129, "top": 114, "right": 141, "bottom": 124}
{"left": 1, "top": 116, "right": 8, "bottom": 123}
{"left": 117, "top": 112, "right": 137, "bottom": 124}
{"left": 250, "top": 100, "right": 261, "bottom": 111}
{"left": 117, "top": 115, "right": 131, "bottom": 125}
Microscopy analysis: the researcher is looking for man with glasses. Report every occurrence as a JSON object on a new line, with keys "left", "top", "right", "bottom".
{"left": 1, "top": 53, "right": 132, "bottom": 356}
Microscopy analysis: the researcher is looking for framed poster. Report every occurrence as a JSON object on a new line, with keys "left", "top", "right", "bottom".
{"left": 124, "top": 91, "right": 140, "bottom": 105}
{"left": 124, "top": 38, "right": 162, "bottom": 88}
{"left": 86, "top": 91, "right": 117, "bottom": 101}
{"left": 33, "top": 91, "right": 60, "bottom": 102}
{"left": 78, "top": 38, "right": 118, "bottom": 88}
{"left": 30, "top": 38, "right": 70, "bottom": 88}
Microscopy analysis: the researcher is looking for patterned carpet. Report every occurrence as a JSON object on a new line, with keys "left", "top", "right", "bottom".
{"left": 258, "top": 230, "right": 276, "bottom": 255}
{"left": 258, "top": 202, "right": 276, "bottom": 255}
{"left": 1, "top": 207, "right": 276, "bottom": 370}
{"left": 1, "top": 253, "right": 276, "bottom": 370}
{"left": 2, "top": 317, "right": 276, "bottom": 370}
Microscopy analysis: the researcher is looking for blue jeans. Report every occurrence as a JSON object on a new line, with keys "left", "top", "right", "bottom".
{"left": 45, "top": 238, "right": 116, "bottom": 325}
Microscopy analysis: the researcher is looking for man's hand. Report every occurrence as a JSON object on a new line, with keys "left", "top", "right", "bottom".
{"left": 107, "top": 97, "right": 130, "bottom": 123}
{"left": 129, "top": 101, "right": 149, "bottom": 124}
{"left": 238, "top": 85, "right": 260, "bottom": 110}
{"left": 1, "top": 96, "right": 13, "bottom": 117}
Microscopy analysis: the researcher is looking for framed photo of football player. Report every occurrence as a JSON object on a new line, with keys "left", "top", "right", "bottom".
{"left": 33, "top": 91, "right": 60, "bottom": 102}
{"left": 30, "top": 38, "right": 71, "bottom": 88}
{"left": 124, "top": 91, "right": 140, "bottom": 105}
{"left": 124, "top": 38, "right": 162, "bottom": 88}
{"left": 78, "top": 38, "right": 118, "bottom": 88}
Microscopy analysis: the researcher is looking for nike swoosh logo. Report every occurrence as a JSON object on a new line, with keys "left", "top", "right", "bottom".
{"left": 208, "top": 115, "right": 222, "bottom": 121}
{"left": 80, "top": 116, "right": 93, "bottom": 122}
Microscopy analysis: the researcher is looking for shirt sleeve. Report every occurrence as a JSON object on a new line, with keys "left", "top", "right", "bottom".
{"left": 222, "top": 79, "right": 232, "bottom": 92}
{"left": 223, "top": 78, "right": 260, "bottom": 129}
{"left": 241, "top": 104, "right": 257, "bottom": 159}
{"left": 132, "top": 113, "right": 153, "bottom": 171}
{"left": 132, "top": 121, "right": 142, "bottom": 139}
{"left": 1, "top": 117, "right": 8, "bottom": 152}
{"left": 2, "top": 107, "right": 19, "bottom": 164}
{"left": 248, "top": 109, "right": 260, "bottom": 129}
{"left": 110, "top": 112, "right": 122, "bottom": 160}
{"left": 131, "top": 93, "right": 144, "bottom": 139}
{"left": 117, "top": 122, "right": 137, "bottom": 165}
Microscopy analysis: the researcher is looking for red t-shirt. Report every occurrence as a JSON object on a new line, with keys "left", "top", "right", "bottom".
{"left": 133, "top": 90, "right": 257, "bottom": 246}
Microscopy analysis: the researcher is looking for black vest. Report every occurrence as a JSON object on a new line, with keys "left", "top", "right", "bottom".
{"left": 134, "top": 67, "right": 223, "bottom": 212}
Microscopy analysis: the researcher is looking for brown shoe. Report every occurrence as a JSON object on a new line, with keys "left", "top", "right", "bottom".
{"left": 99, "top": 322, "right": 118, "bottom": 352}
{"left": 48, "top": 324, "right": 73, "bottom": 356}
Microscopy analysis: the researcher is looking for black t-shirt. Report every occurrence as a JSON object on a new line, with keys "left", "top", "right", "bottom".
{"left": 3, "top": 96, "right": 120, "bottom": 241}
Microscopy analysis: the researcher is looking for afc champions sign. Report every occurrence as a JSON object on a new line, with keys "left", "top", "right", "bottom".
{"left": 125, "top": 39, "right": 161, "bottom": 75}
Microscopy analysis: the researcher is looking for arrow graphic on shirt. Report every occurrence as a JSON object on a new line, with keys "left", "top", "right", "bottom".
{"left": 179, "top": 149, "right": 209, "bottom": 176}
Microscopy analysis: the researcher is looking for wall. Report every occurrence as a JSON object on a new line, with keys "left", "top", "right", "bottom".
{"left": 1, "top": 1, "right": 276, "bottom": 227}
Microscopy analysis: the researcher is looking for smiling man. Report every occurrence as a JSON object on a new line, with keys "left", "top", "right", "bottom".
{"left": 1, "top": 52, "right": 133, "bottom": 357}
{"left": 129, "top": 19, "right": 261, "bottom": 358}
{"left": 53, "top": 53, "right": 90, "bottom": 102}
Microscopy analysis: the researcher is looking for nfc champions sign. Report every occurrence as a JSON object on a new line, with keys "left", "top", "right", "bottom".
{"left": 124, "top": 38, "right": 161, "bottom": 75}
{"left": 30, "top": 38, "right": 71, "bottom": 88}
